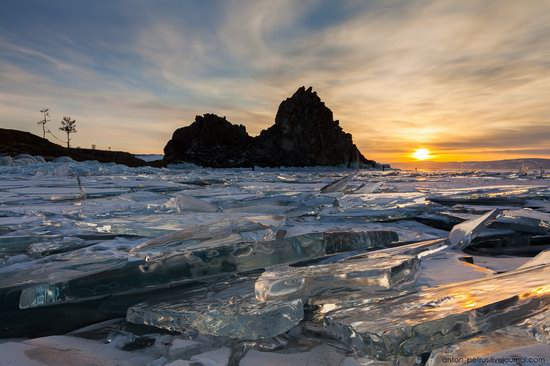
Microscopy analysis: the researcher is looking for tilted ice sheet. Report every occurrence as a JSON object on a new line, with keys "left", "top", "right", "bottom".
{"left": 127, "top": 276, "right": 304, "bottom": 340}
{"left": 507, "top": 311, "right": 550, "bottom": 345}
{"left": 497, "top": 209, "right": 550, "bottom": 234}
{"left": 255, "top": 252, "right": 419, "bottom": 302}
{"left": 448, "top": 209, "right": 502, "bottom": 249}
{"left": 320, "top": 171, "right": 357, "bottom": 193}
{"left": 323, "top": 264, "right": 550, "bottom": 359}
{"left": 129, "top": 215, "right": 285, "bottom": 254}
{"left": 13, "top": 230, "right": 397, "bottom": 308}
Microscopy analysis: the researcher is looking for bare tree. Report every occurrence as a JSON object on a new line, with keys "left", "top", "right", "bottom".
{"left": 59, "top": 116, "right": 77, "bottom": 148}
{"left": 37, "top": 108, "right": 50, "bottom": 139}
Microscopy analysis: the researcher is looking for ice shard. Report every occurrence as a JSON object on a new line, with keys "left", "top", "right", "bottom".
{"left": 127, "top": 277, "right": 303, "bottom": 340}
{"left": 26, "top": 237, "right": 92, "bottom": 258}
{"left": 323, "top": 264, "right": 550, "bottom": 359}
{"left": 398, "top": 209, "right": 501, "bottom": 257}
{"left": 350, "top": 181, "right": 384, "bottom": 194}
{"left": 320, "top": 172, "right": 357, "bottom": 193}
{"left": 427, "top": 186, "right": 536, "bottom": 206}
{"left": 0, "top": 253, "right": 129, "bottom": 290}
{"left": 164, "top": 194, "right": 221, "bottom": 213}
{"left": 255, "top": 253, "right": 419, "bottom": 302}
{"left": 508, "top": 311, "right": 549, "bottom": 345}
{"left": 518, "top": 249, "right": 550, "bottom": 270}
{"left": 495, "top": 209, "right": 550, "bottom": 235}
{"left": 0, "top": 235, "right": 40, "bottom": 255}
{"left": 130, "top": 215, "right": 285, "bottom": 254}
{"left": 14, "top": 230, "right": 397, "bottom": 309}
{"left": 448, "top": 209, "right": 502, "bottom": 249}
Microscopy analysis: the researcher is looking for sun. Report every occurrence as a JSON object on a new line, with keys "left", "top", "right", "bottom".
{"left": 412, "top": 148, "right": 431, "bottom": 161}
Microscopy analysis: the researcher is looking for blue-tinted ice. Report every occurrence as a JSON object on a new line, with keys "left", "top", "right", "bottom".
{"left": 1, "top": 158, "right": 550, "bottom": 364}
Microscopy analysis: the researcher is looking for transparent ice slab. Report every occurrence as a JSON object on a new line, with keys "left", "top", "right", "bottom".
{"left": 14, "top": 230, "right": 397, "bottom": 309}
{"left": 508, "top": 311, "right": 549, "bottom": 345}
{"left": 341, "top": 209, "right": 498, "bottom": 265}
{"left": 0, "top": 235, "right": 43, "bottom": 255}
{"left": 255, "top": 252, "right": 419, "bottom": 302}
{"left": 127, "top": 276, "right": 303, "bottom": 340}
{"left": 518, "top": 249, "right": 550, "bottom": 270}
{"left": 323, "top": 264, "right": 550, "bottom": 359}
{"left": 448, "top": 209, "right": 502, "bottom": 249}
{"left": 26, "top": 237, "right": 93, "bottom": 258}
{"left": 130, "top": 215, "right": 285, "bottom": 254}
{"left": 320, "top": 172, "right": 356, "bottom": 193}
{"left": 496, "top": 209, "right": 550, "bottom": 234}
{"left": 164, "top": 194, "right": 221, "bottom": 213}
{"left": 427, "top": 186, "right": 542, "bottom": 206}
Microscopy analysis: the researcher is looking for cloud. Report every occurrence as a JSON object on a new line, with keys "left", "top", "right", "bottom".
{"left": 0, "top": 0, "right": 549, "bottom": 160}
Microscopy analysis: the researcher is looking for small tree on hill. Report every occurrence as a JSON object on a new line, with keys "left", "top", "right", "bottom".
{"left": 59, "top": 116, "right": 77, "bottom": 148}
{"left": 37, "top": 108, "right": 50, "bottom": 139}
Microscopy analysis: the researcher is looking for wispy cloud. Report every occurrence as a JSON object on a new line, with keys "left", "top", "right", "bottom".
{"left": 1, "top": 0, "right": 549, "bottom": 160}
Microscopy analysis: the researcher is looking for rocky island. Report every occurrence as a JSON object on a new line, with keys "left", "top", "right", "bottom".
{"left": 164, "top": 87, "right": 380, "bottom": 168}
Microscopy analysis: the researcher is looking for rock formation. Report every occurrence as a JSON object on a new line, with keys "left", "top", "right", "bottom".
{"left": 254, "top": 86, "right": 375, "bottom": 167}
{"left": 164, "top": 87, "right": 379, "bottom": 168}
{"left": 164, "top": 114, "right": 254, "bottom": 168}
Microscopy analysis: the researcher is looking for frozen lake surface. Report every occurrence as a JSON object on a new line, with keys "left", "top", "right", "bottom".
{"left": 0, "top": 155, "right": 548, "bottom": 365}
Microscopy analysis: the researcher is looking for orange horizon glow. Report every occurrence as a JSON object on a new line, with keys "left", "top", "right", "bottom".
{"left": 1, "top": 2, "right": 549, "bottom": 164}
{"left": 412, "top": 148, "right": 431, "bottom": 161}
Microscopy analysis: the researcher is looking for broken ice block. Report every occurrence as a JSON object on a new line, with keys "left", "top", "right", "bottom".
{"left": 0, "top": 253, "right": 128, "bottom": 290}
{"left": 127, "top": 277, "right": 303, "bottom": 340}
{"left": 255, "top": 253, "right": 419, "bottom": 302}
{"left": 15, "top": 231, "right": 397, "bottom": 309}
{"left": 323, "top": 264, "right": 550, "bottom": 359}
{"left": 26, "top": 237, "right": 91, "bottom": 258}
{"left": 495, "top": 209, "right": 550, "bottom": 235}
{"left": 518, "top": 249, "right": 550, "bottom": 270}
{"left": 164, "top": 194, "right": 221, "bottom": 213}
{"left": 427, "top": 186, "right": 536, "bottom": 206}
{"left": 448, "top": 209, "right": 502, "bottom": 249}
{"left": 130, "top": 215, "right": 285, "bottom": 254}
{"left": 0, "top": 235, "right": 39, "bottom": 255}
{"left": 320, "top": 172, "right": 356, "bottom": 193}
{"left": 508, "top": 311, "right": 549, "bottom": 345}
{"left": 350, "top": 181, "right": 384, "bottom": 194}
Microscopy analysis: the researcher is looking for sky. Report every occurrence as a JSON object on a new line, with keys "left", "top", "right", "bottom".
{"left": 1, "top": 0, "right": 550, "bottom": 163}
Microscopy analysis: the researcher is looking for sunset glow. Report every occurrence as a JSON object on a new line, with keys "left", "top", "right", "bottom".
{"left": 0, "top": 1, "right": 549, "bottom": 164}
{"left": 412, "top": 148, "right": 431, "bottom": 161}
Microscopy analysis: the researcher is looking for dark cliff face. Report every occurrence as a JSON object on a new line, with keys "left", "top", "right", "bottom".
{"left": 163, "top": 87, "right": 377, "bottom": 168}
{"left": 254, "top": 86, "right": 373, "bottom": 167}
{"left": 164, "top": 114, "right": 254, "bottom": 168}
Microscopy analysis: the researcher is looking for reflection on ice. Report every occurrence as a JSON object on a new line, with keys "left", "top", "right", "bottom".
{"left": 448, "top": 209, "right": 502, "bottom": 249}
{"left": 1, "top": 158, "right": 550, "bottom": 362}
{"left": 130, "top": 215, "right": 285, "bottom": 254}
{"left": 255, "top": 253, "right": 419, "bottom": 302}
{"left": 14, "top": 230, "right": 398, "bottom": 308}
{"left": 127, "top": 277, "right": 304, "bottom": 340}
{"left": 323, "top": 264, "right": 549, "bottom": 359}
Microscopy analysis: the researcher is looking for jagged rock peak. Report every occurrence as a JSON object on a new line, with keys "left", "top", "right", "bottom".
{"left": 163, "top": 87, "right": 379, "bottom": 168}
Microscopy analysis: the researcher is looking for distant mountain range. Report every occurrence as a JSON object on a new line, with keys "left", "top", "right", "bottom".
{"left": 392, "top": 158, "right": 550, "bottom": 170}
